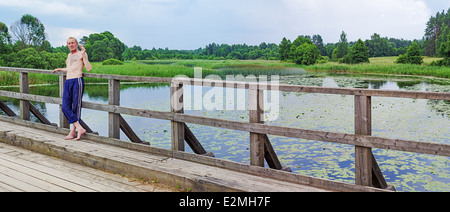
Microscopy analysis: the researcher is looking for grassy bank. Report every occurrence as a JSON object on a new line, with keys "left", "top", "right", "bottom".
{"left": 303, "top": 57, "right": 450, "bottom": 78}
{"left": 1, "top": 57, "right": 449, "bottom": 86}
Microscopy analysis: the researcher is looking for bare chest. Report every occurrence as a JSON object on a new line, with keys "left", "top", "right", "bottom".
{"left": 67, "top": 53, "right": 83, "bottom": 67}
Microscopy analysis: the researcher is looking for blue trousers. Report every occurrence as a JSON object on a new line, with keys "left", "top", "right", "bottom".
{"left": 62, "top": 77, "right": 85, "bottom": 124}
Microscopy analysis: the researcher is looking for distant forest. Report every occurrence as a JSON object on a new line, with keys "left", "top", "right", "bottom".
{"left": 1, "top": 8, "right": 450, "bottom": 69}
{"left": 120, "top": 33, "right": 413, "bottom": 61}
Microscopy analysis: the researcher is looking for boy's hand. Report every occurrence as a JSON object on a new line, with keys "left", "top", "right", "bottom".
{"left": 80, "top": 45, "right": 86, "bottom": 56}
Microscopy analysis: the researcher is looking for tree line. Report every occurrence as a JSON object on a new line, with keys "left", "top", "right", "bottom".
{"left": 122, "top": 42, "right": 280, "bottom": 61}
{"left": 1, "top": 10, "right": 450, "bottom": 70}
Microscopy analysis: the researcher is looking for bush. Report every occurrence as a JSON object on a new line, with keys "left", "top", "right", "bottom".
{"left": 430, "top": 58, "right": 450, "bottom": 66}
{"left": 347, "top": 39, "right": 370, "bottom": 64}
{"left": 395, "top": 42, "right": 423, "bottom": 65}
{"left": 102, "top": 58, "right": 124, "bottom": 65}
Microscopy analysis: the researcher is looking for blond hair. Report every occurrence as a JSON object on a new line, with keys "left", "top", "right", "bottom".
{"left": 67, "top": 37, "right": 78, "bottom": 44}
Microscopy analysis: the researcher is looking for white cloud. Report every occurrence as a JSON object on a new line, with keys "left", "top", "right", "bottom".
{"left": 0, "top": 0, "right": 86, "bottom": 16}
{"left": 276, "top": 0, "right": 431, "bottom": 42}
{"left": 0, "top": 0, "right": 441, "bottom": 49}
{"left": 46, "top": 26, "right": 97, "bottom": 47}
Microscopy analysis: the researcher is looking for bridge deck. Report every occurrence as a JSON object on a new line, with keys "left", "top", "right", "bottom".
{"left": 0, "top": 119, "right": 386, "bottom": 192}
{"left": 0, "top": 142, "right": 175, "bottom": 192}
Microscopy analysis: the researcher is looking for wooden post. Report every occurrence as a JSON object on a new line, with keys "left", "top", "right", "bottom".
{"left": 249, "top": 88, "right": 265, "bottom": 167}
{"left": 184, "top": 124, "right": 206, "bottom": 155}
{"left": 59, "top": 75, "right": 69, "bottom": 129}
{"left": 109, "top": 79, "right": 120, "bottom": 139}
{"left": 19, "top": 72, "right": 30, "bottom": 121}
{"left": 171, "top": 80, "right": 185, "bottom": 151}
{"left": 354, "top": 95, "right": 373, "bottom": 187}
{"left": 0, "top": 100, "right": 17, "bottom": 117}
{"left": 119, "top": 114, "right": 148, "bottom": 145}
{"left": 29, "top": 103, "right": 54, "bottom": 125}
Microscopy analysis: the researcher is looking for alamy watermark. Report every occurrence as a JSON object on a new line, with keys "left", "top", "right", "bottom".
{"left": 171, "top": 67, "right": 280, "bottom": 121}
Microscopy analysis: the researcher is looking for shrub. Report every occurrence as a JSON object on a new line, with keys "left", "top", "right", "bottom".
{"left": 102, "top": 58, "right": 124, "bottom": 65}
{"left": 395, "top": 42, "right": 423, "bottom": 65}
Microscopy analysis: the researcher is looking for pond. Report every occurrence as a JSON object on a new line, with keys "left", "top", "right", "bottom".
{"left": 0, "top": 72, "right": 449, "bottom": 192}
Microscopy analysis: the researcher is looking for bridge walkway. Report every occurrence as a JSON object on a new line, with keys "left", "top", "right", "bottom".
{"left": 0, "top": 141, "right": 174, "bottom": 192}
{"left": 0, "top": 119, "right": 385, "bottom": 192}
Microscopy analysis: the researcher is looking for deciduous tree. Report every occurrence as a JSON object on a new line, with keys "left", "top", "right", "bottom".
{"left": 395, "top": 42, "right": 423, "bottom": 65}
{"left": 10, "top": 14, "right": 47, "bottom": 49}
{"left": 347, "top": 39, "right": 370, "bottom": 64}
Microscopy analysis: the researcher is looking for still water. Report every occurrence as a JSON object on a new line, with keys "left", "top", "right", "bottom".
{"left": 0, "top": 73, "right": 449, "bottom": 192}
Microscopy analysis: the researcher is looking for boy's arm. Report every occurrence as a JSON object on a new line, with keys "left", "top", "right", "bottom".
{"left": 80, "top": 46, "right": 92, "bottom": 72}
{"left": 52, "top": 68, "right": 67, "bottom": 73}
{"left": 83, "top": 53, "right": 92, "bottom": 72}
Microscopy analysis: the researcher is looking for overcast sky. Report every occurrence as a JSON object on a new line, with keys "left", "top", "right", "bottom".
{"left": 1, "top": 0, "right": 449, "bottom": 50}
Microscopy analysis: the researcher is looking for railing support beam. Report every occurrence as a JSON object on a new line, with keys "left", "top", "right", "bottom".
{"left": 355, "top": 95, "right": 372, "bottom": 186}
{"left": 354, "top": 95, "right": 390, "bottom": 190}
{"left": 171, "top": 80, "right": 185, "bottom": 151}
{"left": 109, "top": 79, "right": 120, "bottom": 139}
{"left": 59, "top": 75, "right": 69, "bottom": 128}
{"left": 19, "top": 72, "right": 30, "bottom": 121}
{"left": 249, "top": 88, "right": 265, "bottom": 167}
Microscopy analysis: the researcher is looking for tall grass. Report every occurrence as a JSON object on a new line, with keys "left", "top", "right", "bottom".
{"left": 1, "top": 58, "right": 449, "bottom": 86}
{"left": 0, "top": 71, "right": 59, "bottom": 85}
{"left": 218, "top": 64, "right": 306, "bottom": 77}
{"left": 303, "top": 57, "right": 450, "bottom": 78}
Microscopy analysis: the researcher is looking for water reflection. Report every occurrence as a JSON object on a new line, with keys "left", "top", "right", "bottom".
{"left": 368, "top": 81, "right": 400, "bottom": 90}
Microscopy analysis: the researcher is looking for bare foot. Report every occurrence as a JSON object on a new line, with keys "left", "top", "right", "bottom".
{"left": 65, "top": 131, "right": 76, "bottom": 140}
{"left": 75, "top": 128, "right": 86, "bottom": 141}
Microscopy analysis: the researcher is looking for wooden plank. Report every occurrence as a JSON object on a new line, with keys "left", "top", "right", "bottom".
{"left": 19, "top": 72, "right": 30, "bottom": 121}
{"left": 354, "top": 96, "right": 390, "bottom": 189}
{"left": 0, "top": 142, "right": 173, "bottom": 192}
{"left": 0, "top": 66, "right": 54, "bottom": 75}
{"left": 184, "top": 123, "right": 207, "bottom": 155}
{"left": 170, "top": 81, "right": 185, "bottom": 151}
{"left": 176, "top": 78, "right": 450, "bottom": 100}
{"left": 0, "top": 181, "right": 23, "bottom": 192}
{"left": 59, "top": 75, "right": 69, "bottom": 129}
{"left": 371, "top": 153, "right": 389, "bottom": 189}
{"left": 108, "top": 79, "right": 120, "bottom": 139}
{"left": 0, "top": 153, "right": 93, "bottom": 191}
{"left": 0, "top": 67, "right": 173, "bottom": 83}
{"left": 0, "top": 162, "right": 70, "bottom": 192}
{"left": 29, "top": 102, "right": 54, "bottom": 126}
{"left": 0, "top": 100, "right": 17, "bottom": 117}
{"left": 173, "top": 113, "right": 450, "bottom": 157}
{"left": 0, "top": 171, "right": 43, "bottom": 192}
{"left": 0, "top": 90, "right": 62, "bottom": 104}
{"left": 10, "top": 149, "right": 168, "bottom": 192}
{"left": 263, "top": 135, "right": 284, "bottom": 171}
{"left": 249, "top": 88, "right": 265, "bottom": 167}
{"left": 119, "top": 114, "right": 148, "bottom": 145}
{"left": 355, "top": 95, "right": 373, "bottom": 187}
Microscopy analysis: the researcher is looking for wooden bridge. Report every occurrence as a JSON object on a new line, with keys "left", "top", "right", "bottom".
{"left": 0, "top": 66, "right": 449, "bottom": 192}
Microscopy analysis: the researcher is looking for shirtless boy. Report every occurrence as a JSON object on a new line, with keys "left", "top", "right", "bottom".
{"left": 53, "top": 37, "right": 92, "bottom": 140}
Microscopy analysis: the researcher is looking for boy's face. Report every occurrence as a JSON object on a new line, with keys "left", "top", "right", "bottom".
{"left": 67, "top": 39, "right": 78, "bottom": 52}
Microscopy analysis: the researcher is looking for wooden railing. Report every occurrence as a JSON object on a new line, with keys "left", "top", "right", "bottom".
{"left": 0, "top": 66, "right": 449, "bottom": 190}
